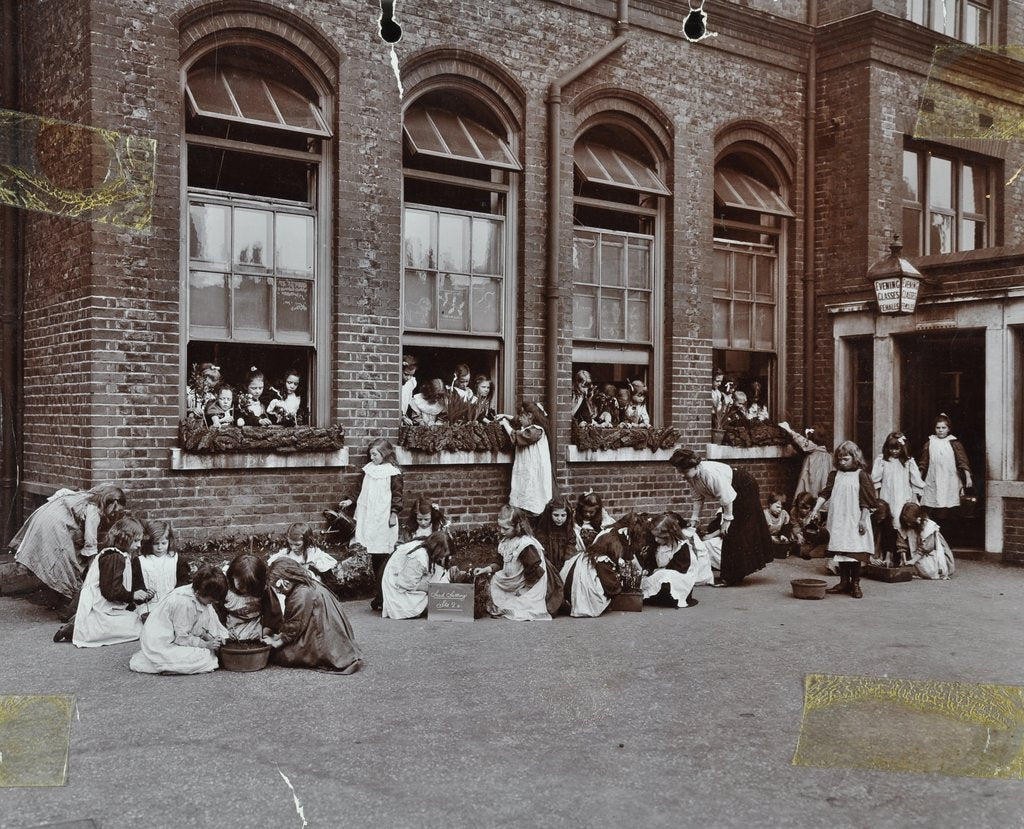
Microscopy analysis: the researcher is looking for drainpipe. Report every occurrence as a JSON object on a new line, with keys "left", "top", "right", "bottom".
{"left": 546, "top": 0, "right": 630, "bottom": 469}
{"left": 802, "top": 0, "right": 817, "bottom": 428}
{"left": 0, "top": 0, "right": 22, "bottom": 545}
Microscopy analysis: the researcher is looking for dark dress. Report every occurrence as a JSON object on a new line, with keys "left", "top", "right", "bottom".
{"left": 272, "top": 582, "right": 364, "bottom": 674}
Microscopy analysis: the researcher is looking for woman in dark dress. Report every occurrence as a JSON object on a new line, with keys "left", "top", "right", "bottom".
{"left": 669, "top": 448, "right": 772, "bottom": 586}
{"left": 263, "top": 558, "right": 363, "bottom": 674}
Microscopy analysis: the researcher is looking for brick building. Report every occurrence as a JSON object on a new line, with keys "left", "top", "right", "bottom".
{"left": 1, "top": 0, "right": 1021, "bottom": 560}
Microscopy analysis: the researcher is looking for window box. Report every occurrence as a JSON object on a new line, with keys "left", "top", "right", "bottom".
{"left": 714, "top": 422, "right": 790, "bottom": 449}
{"left": 705, "top": 444, "right": 797, "bottom": 461}
{"left": 571, "top": 423, "right": 681, "bottom": 454}
{"left": 177, "top": 419, "right": 345, "bottom": 454}
{"left": 169, "top": 447, "right": 349, "bottom": 471}
{"left": 567, "top": 445, "right": 678, "bottom": 464}
{"left": 398, "top": 422, "right": 511, "bottom": 454}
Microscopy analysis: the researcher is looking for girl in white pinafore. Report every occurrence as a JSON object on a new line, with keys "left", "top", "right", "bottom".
{"left": 381, "top": 532, "right": 451, "bottom": 620}
{"left": 72, "top": 517, "right": 152, "bottom": 648}
{"left": 919, "top": 414, "right": 973, "bottom": 512}
{"left": 486, "top": 505, "right": 551, "bottom": 621}
{"left": 499, "top": 402, "right": 553, "bottom": 516}
{"left": 136, "top": 520, "right": 191, "bottom": 616}
{"left": 871, "top": 431, "right": 925, "bottom": 531}
{"left": 640, "top": 513, "right": 707, "bottom": 608}
{"left": 898, "top": 503, "right": 956, "bottom": 580}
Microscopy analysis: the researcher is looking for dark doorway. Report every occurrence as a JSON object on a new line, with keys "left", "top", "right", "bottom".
{"left": 899, "top": 330, "right": 985, "bottom": 549}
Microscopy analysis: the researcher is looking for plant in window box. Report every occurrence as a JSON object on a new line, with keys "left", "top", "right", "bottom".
{"left": 397, "top": 421, "right": 511, "bottom": 454}
{"left": 178, "top": 418, "right": 345, "bottom": 454}
{"left": 711, "top": 398, "right": 730, "bottom": 444}
{"left": 571, "top": 422, "right": 681, "bottom": 453}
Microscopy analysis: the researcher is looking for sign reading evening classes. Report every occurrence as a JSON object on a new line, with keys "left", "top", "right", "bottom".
{"left": 873, "top": 275, "right": 921, "bottom": 315}
{"left": 427, "top": 583, "right": 475, "bottom": 622}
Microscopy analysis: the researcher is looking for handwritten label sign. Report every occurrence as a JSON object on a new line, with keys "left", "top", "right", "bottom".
{"left": 427, "top": 583, "right": 475, "bottom": 622}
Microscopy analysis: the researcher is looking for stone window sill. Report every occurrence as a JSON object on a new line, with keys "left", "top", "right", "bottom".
{"left": 567, "top": 446, "right": 678, "bottom": 464}
{"left": 704, "top": 444, "right": 797, "bottom": 460}
{"left": 395, "top": 448, "right": 512, "bottom": 466}
{"left": 169, "top": 447, "right": 349, "bottom": 471}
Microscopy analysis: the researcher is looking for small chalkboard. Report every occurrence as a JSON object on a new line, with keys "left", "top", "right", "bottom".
{"left": 427, "top": 583, "right": 475, "bottom": 622}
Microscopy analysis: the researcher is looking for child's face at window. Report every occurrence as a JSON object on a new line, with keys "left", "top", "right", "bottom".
{"left": 550, "top": 508, "right": 568, "bottom": 527}
{"left": 616, "top": 390, "right": 630, "bottom": 406}
{"left": 151, "top": 532, "right": 170, "bottom": 557}
{"left": 455, "top": 371, "right": 470, "bottom": 389}
{"left": 217, "top": 389, "right": 233, "bottom": 408}
{"left": 713, "top": 374, "right": 723, "bottom": 389}
{"left": 402, "top": 360, "right": 416, "bottom": 379}
{"left": 369, "top": 446, "right": 384, "bottom": 464}
{"left": 247, "top": 378, "right": 264, "bottom": 397}
{"left": 476, "top": 380, "right": 492, "bottom": 398}
{"left": 202, "top": 373, "right": 218, "bottom": 392}
{"left": 416, "top": 511, "right": 432, "bottom": 529}
{"left": 497, "top": 516, "right": 515, "bottom": 539}
{"left": 769, "top": 500, "right": 784, "bottom": 516}
{"left": 285, "top": 375, "right": 300, "bottom": 393}
{"left": 631, "top": 390, "right": 646, "bottom": 404}
{"left": 934, "top": 421, "right": 950, "bottom": 438}
{"left": 287, "top": 534, "right": 305, "bottom": 552}
{"left": 838, "top": 452, "right": 855, "bottom": 470}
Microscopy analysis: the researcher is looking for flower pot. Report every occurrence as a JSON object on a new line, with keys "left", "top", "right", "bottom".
{"left": 711, "top": 428, "right": 726, "bottom": 444}
{"left": 219, "top": 642, "right": 271, "bottom": 672}
{"left": 791, "top": 578, "right": 827, "bottom": 599}
{"left": 608, "top": 591, "right": 643, "bottom": 612}
{"left": 863, "top": 564, "right": 915, "bottom": 583}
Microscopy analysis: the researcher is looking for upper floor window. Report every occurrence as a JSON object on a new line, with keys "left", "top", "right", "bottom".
{"left": 184, "top": 45, "right": 330, "bottom": 424}
{"left": 571, "top": 123, "right": 669, "bottom": 428}
{"left": 712, "top": 154, "right": 792, "bottom": 422}
{"left": 901, "top": 143, "right": 995, "bottom": 256}
{"left": 401, "top": 90, "right": 520, "bottom": 422}
{"left": 906, "top": 0, "right": 991, "bottom": 45}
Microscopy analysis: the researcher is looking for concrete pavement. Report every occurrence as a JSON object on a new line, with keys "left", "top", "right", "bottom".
{"left": 1, "top": 556, "right": 1022, "bottom": 829}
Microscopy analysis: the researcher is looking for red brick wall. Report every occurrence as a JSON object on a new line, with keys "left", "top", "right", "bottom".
{"left": 1002, "top": 498, "right": 1024, "bottom": 564}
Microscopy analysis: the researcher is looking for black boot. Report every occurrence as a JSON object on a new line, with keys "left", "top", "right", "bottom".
{"left": 849, "top": 561, "right": 863, "bottom": 599}
{"left": 53, "top": 622, "right": 74, "bottom": 643}
{"left": 826, "top": 562, "right": 851, "bottom": 594}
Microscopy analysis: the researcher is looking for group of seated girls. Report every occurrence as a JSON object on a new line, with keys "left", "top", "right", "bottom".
{"left": 570, "top": 370, "right": 651, "bottom": 427}
{"left": 53, "top": 517, "right": 362, "bottom": 676}
{"left": 376, "top": 490, "right": 718, "bottom": 623}
{"left": 401, "top": 358, "right": 498, "bottom": 426}
{"left": 185, "top": 362, "right": 307, "bottom": 429}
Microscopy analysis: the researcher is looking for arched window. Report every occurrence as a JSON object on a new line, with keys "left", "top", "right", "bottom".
{"left": 712, "top": 147, "right": 793, "bottom": 418}
{"left": 400, "top": 88, "right": 520, "bottom": 418}
{"left": 183, "top": 43, "right": 331, "bottom": 423}
{"left": 571, "top": 121, "right": 669, "bottom": 425}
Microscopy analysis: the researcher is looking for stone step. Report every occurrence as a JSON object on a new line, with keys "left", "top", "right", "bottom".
{"left": 0, "top": 551, "right": 45, "bottom": 595}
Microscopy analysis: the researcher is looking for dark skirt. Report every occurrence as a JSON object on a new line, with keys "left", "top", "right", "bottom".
{"left": 720, "top": 467, "right": 773, "bottom": 585}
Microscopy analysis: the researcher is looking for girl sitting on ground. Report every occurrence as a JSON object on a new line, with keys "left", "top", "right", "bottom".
{"left": 478, "top": 505, "right": 551, "bottom": 621}
{"left": 535, "top": 497, "right": 576, "bottom": 573}
{"left": 574, "top": 490, "right": 617, "bottom": 553}
{"left": 222, "top": 554, "right": 276, "bottom": 641}
{"left": 559, "top": 524, "right": 627, "bottom": 617}
{"left": 898, "top": 503, "right": 955, "bottom": 580}
{"left": 640, "top": 512, "right": 704, "bottom": 608}
{"left": 400, "top": 495, "right": 451, "bottom": 543}
{"left": 763, "top": 491, "right": 797, "bottom": 559}
{"left": 789, "top": 492, "right": 824, "bottom": 560}
{"left": 135, "top": 520, "right": 191, "bottom": 617}
{"left": 268, "top": 522, "right": 342, "bottom": 596}
{"left": 381, "top": 531, "right": 454, "bottom": 620}
{"left": 60, "top": 515, "right": 154, "bottom": 647}
{"left": 129, "top": 565, "right": 230, "bottom": 675}
{"left": 262, "top": 558, "right": 364, "bottom": 674}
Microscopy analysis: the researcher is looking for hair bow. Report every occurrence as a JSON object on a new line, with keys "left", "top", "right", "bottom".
{"left": 897, "top": 435, "right": 906, "bottom": 445}
{"left": 250, "top": 365, "right": 258, "bottom": 372}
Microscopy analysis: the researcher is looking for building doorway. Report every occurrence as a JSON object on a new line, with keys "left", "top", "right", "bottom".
{"left": 899, "top": 330, "right": 985, "bottom": 550}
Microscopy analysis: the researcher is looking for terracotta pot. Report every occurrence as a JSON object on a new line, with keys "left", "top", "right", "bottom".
{"left": 791, "top": 578, "right": 827, "bottom": 599}
{"left": 608, "top": 591, "right": 643, "bottom": 612}
{"left": 219, "top": 642, "right": 271, "bottom": 672}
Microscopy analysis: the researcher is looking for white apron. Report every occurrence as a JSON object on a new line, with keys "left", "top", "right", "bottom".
{"left": 640, "top": 540, "right": 702, "bottom": 607}
{"left": 73, "top": 549, "right": 143, "bottom": 648}
{"left": 354, "top": 462, "right": 401, "bottom": 555}
{"left": 873, "top": 456, "right": 925, "bottom": 529}
{"left": 489, "top": 536, "right": 550, "bottom": 621}
{"left": 905, "top": 519, "right": 955, "bottom": 580}
{"left": 509, "top": 429, "right": 552, "bottom": 515}
{"left": 825, "top": 470, "right": 874, "bottom": 555}
{"left": 381, "top": 541, "right": 450, "bottom": 620}
{"left": 682, "top": 529, "right": 716, "bottom": 585}
{"left": 137, "top": 553, "right": 181, "bottom": 615}
{"left": 559, "top": 552, "right": 612, "bottom": 618}
{"left": 923, "top": 435, "right": 961, "bottom": 509}
{"left": 129, "top": 585, "right": 229, "bottom": 674}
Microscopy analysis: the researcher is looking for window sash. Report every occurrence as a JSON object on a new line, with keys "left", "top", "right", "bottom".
{"left": 713, "top": 245, "right": 777, "bottom": 351}
{"left": 905, "top": 0, "right": 992, "bottom": 44}
{"left": 572, "top": 227, "right": 654, "bottom": 344}
{"left": 187, "top": 195, "right": 316, "bottom": 344}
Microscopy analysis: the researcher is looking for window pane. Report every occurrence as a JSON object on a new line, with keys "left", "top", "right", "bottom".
{"left": 276, "top": 278, "right": 312, "bottom": 338}
{"left": 404, "top": 107, "right": 447, "bottom": 154}
{"left": 713, "top": 299, "right": 729, "bottom": 347}
{"left": 573, "top": 286, "right": 597, "bottom": 338}
{"left": 233, "top": 275, "right": 272, "bottom": 337}
{"left": 404, "top": 209, "right": 436, "bottom": 269}
{"left": 266, "top": 79, "right": 321, "bottom": 132}
{"left": 234, "top": 208, "right": 272, "bottom": 270}
{"left": 600, "top": 237, "right": 624, "bottom": 286}
{"left": 906, "top": 0, "right": 925, "bottom": 24}
{"left": 187, "top": 67, "right": 236, "bottom": 116}
{"left": 437, "top": 214, "right": 470, "bottom": 272}
{"left": 903, "top": 206, "right": 923, "bottom": 256}
{"left": 573, "top": 232, "right": 597, "bottom": 283}
{"left": 930, "top": 0, "right": 954, "bottom": 35}
{"left": 734, "top": 253, "right": 753, "bottom": 297}
{"left": 471, "top": 277, "right": 501, "bottom": 333}
{"left": 224, "top": 68, "right": 278, "bottom": 125}
{"left": 438, "top": 273, "right": 470, "bottom": 331}
{"left": 429, "top": 110, "right": 480, "bottom": 160}
{"left": 929, "top": 211, "right": 954, "bottom": 254}
{"left": 965, "top": 4, "right": 989, "bottom": 45}
{"left": 627, "top": 241, "right": 651, "bottom": 289}
{"left": 189, "top": 271, "right": 229, "bottom": 331}
{"left": 961, "top": 164, "right": 988, "bottom": 215}
{"left": 713, "top": 249, "right": 728, "bottom": 293}
{"left": 755, "top": 304, "right": 775, "bottom": 350}
{"left": 961, "top": 219, "right": 985, "bottom": 251}
{"left": 754, "top": 256, "right": 774, "bottom": 299}
{"left": 733, "top": 302, "right": 751, "bottom": 349}
{"left": 600, "top": 291, "right": 625, "bottom": 340}
{"left": 189, "top": 203, "right": 229, "bottom": 264}
{"left": 276, "top": 213, "right": 313, "bottom": 275}
{"left": 928, "top": 156, "right": 953, "bottom": 210}
{"left": 627, "top": 296, "right": 650, "bottom": 342}
{"left": 471, "top": 217, "right": 502, "bottom": 275}
{"left": 901, "top": 150, "right": 920, "bottom": 202}
{"left": 404, "top": 270, "right": 435, "bottom": 328}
